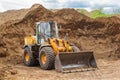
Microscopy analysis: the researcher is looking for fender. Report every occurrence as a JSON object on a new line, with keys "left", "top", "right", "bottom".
{"left": 23, "top": 45, "right": 33, "bottom": 51}
{"left": 39, "top": 44, "right": 52, "bottom": 50}
{"left": 23, "top": 44, "right": 37, "bottom": 51}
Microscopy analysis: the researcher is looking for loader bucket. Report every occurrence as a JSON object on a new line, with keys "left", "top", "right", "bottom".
{"left": 55, "top": 51, "right": 97, "bottom": 72}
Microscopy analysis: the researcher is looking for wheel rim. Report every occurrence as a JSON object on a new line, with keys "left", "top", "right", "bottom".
{"left": 41, "top": 52, "right": 47, "bottom": 64}
{"left": 25, "top": 52, "right": 29, "bottom": 62}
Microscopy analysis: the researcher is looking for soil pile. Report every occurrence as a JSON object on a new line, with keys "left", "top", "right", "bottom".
{"left": 63, "top": 18, "right": 120, "bottom": 59}
{"left": 0, "top": 4, "right": 119, "bottom": 60}
{"left": 54, "top": 8, "right": 91, "bottom": 24}
{"left": 0, "top": 9, "right": 29, "bottom": 25}
{"left": 0, "top": 4, "right": 54, "bottom": 56}
{"left": 23, "top": 4, "right": 54, "bottom": 22}
{"left": 96, "top": 16, "right": 120, "bottom": 24}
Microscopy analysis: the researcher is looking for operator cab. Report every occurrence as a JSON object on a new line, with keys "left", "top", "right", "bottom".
{"left": 36, "top": 21, "right": 59, "bottom": 44}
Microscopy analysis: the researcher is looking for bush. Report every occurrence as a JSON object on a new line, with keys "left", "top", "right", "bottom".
{"left": 91, "top": 8, "right": 112, "bottom": 18}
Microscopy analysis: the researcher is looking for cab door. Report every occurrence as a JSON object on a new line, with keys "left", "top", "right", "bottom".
{"left": 36, "top": 22, "right": 45, "bottom": 44}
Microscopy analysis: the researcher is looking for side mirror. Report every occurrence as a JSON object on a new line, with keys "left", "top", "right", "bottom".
{"left": 64, "top": 33, "right": 68, "bottom": 40}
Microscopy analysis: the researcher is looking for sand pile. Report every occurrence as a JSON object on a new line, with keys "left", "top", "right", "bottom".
{"left": 54, "top": 8, "right": 91, "bottom": 24}
{"left": 0, "top": 9, "right": 29, "bottom": 26}
{"left": 0, "top": 4, "right": 54, "bottom": 56}
{"left": 0, "top": 4, "right": 119, "bottom": 60}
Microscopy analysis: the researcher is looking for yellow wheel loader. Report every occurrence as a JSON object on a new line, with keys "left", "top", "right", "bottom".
{"left": 23, "top": 21, "right": 97, "bottom": 72}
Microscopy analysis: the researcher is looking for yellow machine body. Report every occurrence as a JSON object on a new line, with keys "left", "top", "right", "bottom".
{"left": 25, "top": 36, "right": 37, "bottom": 45}
{"left": 24, "top": 21, "right": 97, "bottom": 72}
{"left": 25, "top": 36, "right": 73, "bottom": 54}
{"left": 48, "top": 38, "right": 73, "bottom": 54}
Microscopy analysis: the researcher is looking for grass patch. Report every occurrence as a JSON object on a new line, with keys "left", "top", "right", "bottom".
{"left": 91, "top": 9, "right": 112, "bottom": 18}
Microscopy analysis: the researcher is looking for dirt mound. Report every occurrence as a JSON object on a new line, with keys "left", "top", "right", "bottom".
{"left": 61, "top": 17, "right": 120, "bottom": 59}
{"left": 54, "top": 8, "right": 91, "bottom": 24}
{"left": 96, "top": 16, "right": 120, "bottom": 24}
{"left": 0, "top": 9, "right": 29, "bottom": 25}
{"left": 0, "top": 4, "right": 54, "bottom": 56}
{"left": 23, "top": 4, "right": 54, "bottom": 21}
{"left": 94, "top": 16, "right": 120, "bottom": 36}
{"left": 0, "top": 4, "right": 120, "bottom": 80}
{"left": 0, "top": 4, "right": 119, "bottom": 60}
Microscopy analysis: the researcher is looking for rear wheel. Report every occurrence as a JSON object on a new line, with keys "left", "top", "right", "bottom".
{"left": 23, "top": 47, "right": 37, "bottom": 66}
{"left": 39, "top": 47, "right": 55, "bottom": 70}
{"left": 72, "top": 46, "right": 80, "bottom": 52}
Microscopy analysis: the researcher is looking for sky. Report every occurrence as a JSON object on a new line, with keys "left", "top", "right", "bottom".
{"left": 0, "top": 0, "right": 120, "bottom": 13}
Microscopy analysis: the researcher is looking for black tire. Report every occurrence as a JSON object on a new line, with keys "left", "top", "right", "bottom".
{"left": 39, "top": 47, "right": 55, "bottom": 70}
{"left": 72, "top": 46, "right": 80, "bottom": 52}
{"left": 23, "top": 47, "right": 37, "bottom": 66}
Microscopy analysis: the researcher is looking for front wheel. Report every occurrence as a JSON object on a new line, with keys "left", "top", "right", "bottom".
{"left": 23, "top": 47, "right": 38, "bottom": 66}
{"left": 39, "top": 47, "right": 55, "bottom": 70}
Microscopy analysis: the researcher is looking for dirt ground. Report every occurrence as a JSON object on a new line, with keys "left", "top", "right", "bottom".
{"left": 0, "top": 4, "right": 120, "bottom": 80}
{"left": 0, "top": 57, "right": 120, "bottom": 80}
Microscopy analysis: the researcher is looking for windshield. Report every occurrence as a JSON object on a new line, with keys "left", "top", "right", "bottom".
{"left": 36, "top": 22, "right": 58, "bottom": 44}
{"left": 38, "top": 22, "right": 56, "bottom": 38}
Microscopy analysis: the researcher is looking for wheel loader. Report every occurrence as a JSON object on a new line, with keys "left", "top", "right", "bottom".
{"left": 23, "top": 21, "right": 97, "bottom": 72}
